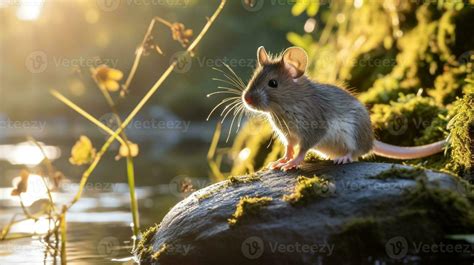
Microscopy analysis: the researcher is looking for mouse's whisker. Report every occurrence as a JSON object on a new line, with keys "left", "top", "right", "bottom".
{"left": 212, "top": 67, "right": 245, "bottom": 90}
{"left": 216, "top": 86, "right": 242, "bottom": 94}
{"left": 220, "top": 101, "right": 240, "bottom": 124}
{"left": 236, "top": 107, "right": 246, "bottom": 132}
{"left": 222, "top": 63, "right": 246, "bottom": 89}
{"left": 226, "top": 105, "right": 244, "bottom": 142}
{"left": 281, "top": 118, "right": 291, "bottom": 135}
{"left": 271, "top": 113, "right": 287, "bottom": 136}
{"left": 206, "top": 97, "right": 240, "bottom": 121}
{"left": 206, "top": 91, "right": 240, "bottom": 97}
{"left": 212, "top": 78, "right": 243, "bottom": 91}
{"left": 211, "top": 70, "right": 244, "bottom": 90}
{"left": 219, "top": 99, "right": 240, "bottom": 116}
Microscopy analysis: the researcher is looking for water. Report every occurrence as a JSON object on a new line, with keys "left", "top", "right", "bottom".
{"left": 0, "top": 183, "right": 182, "bottom": 264}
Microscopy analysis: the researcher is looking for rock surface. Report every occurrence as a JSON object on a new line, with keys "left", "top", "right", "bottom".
{"left": 137, "top": 161, "right": 474, "bottom": 265}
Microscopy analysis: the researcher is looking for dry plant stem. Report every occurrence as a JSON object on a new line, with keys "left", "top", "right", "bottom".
{"left": 60, "top": 206, "right": 67, "bottom": 265}
{"left": 50, "top": 90, "right": 127, "bottom": 146}
{"left": 28, "top": 137, "right": 56, "bottom": 213}
{"left": 207, "top": 123, "right": 225, "bottom": 180}
{"left": 65, "top": 0, "right": 226, "bottom": 219}
{"left": 123, "top": 16, "right": 171, "bottom": 91}
{"left": 97, "top": 85, "right": 140, "bottom": 237}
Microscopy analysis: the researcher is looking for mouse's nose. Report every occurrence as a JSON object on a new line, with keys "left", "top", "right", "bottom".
{"left": 243, "top": 93, "right": 254, "bottom": 105}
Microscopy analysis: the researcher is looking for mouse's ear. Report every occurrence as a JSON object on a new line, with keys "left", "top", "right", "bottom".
{"left": 282, "top": 47, "right": 308, "bottom": 78}
{"left": 257, "top": 46, "right": 269, "bottom": 66}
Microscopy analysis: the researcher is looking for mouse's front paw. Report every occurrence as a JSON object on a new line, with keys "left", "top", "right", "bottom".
{"left": 279, "top": 157, "right": 304, "bottom": 171}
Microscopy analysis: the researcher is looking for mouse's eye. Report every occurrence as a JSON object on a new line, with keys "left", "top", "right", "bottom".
{"left": 268, "top": 79, "right": 278, "bottom": 88}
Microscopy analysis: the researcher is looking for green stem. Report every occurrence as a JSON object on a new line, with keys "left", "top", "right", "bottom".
{"left": 126, "top": 156, "right": 140, "bottom": 236}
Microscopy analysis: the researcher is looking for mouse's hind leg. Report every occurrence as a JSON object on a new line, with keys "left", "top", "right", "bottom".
{"left": 333, "top": 153, "right": 355, "bottom": 164}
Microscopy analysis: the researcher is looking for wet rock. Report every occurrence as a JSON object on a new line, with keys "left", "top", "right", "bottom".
{"left": 136, "top": 161, "right": 474, "bottom": 265}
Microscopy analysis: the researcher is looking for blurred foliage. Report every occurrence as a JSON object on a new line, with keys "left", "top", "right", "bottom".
{"left": 229, "top": 0, "right": 474, "bottom": 180}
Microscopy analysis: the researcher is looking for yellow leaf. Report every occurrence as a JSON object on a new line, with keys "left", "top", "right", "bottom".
{"left": 107, "top": 68, "right": 123, "bottom": 80}
{"left": 291, "top": 0, "right": 308, "bottom": 16}
{"left": 92, "top": 65, "right": 123, "bottom": 93}
{"left": 105, "top": 80, "right": 120, "bottom": 91}
{"left": 306, "top": 0, "right": 319, "bottom": 17}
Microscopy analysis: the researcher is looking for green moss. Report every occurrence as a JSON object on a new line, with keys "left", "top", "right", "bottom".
{"left": 228, "top": 173, "right": 261, "bottom": 185}
{"left": 228, "top": 196, "right": 273, "bottom": 226}
{"left": 444, "top": 90, "right": 474, "bottom": 178}
{"left": 135, "top": 224, "right": 160, "bottom": 264}
{"left": 283, "top": 175, "right": 332, "bottom": 205}
{"left": 151, "top": 243, "right": 168, "bottom": 261}
{"left": 404, "top": 176, "right": 474, "bottom": 230}
{"left": 370, "top": 166, "right": 426, "bottom": 180}
{"left": 370, "top": 94, "right": 444, "bottom": 146}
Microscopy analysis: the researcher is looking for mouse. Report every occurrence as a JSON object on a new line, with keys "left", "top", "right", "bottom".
{"left": 241, "top": 46, "right": 446, "bottom": 171}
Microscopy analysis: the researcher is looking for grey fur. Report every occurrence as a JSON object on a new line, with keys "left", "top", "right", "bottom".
{"left": 243, "top": 57, "right": 374, "bottom": 160}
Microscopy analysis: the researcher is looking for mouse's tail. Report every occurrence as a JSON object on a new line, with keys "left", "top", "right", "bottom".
{"left": 373, "top": 139, "right": 446, "bottom": 159}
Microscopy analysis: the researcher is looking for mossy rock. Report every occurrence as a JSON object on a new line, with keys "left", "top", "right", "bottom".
{"left": 136, "top": 162, "right": 474, "bottom": 265}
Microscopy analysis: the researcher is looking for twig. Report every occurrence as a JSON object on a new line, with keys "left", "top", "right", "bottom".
{"left": 50, "top": 90, "right": 127, "bottom": 146}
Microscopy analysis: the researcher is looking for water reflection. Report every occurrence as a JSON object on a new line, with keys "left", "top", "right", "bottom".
{"left": 0, "top": 141, "right": 61, "bottom": 166}
{"left": 0, "top": 183, "right": 180, "bottom": 264}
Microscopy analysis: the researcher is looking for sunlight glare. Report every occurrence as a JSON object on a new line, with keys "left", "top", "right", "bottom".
{"left": 238, "top": 148, "right": 251, "bottom": 161}
{"left": 16, "top": 0, "right": 45, "bottom": 21}
{"left": 354, "top": 0, "right": 363, "bottom": 9}
{"left": 0, "top": 141, "right": 61, "bottom": 166}
{"left": 11, "top": 174, "right": 49, "bottom": 206}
